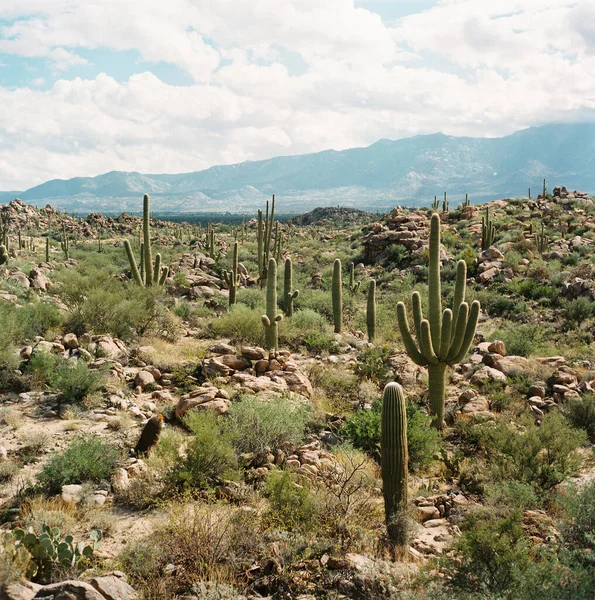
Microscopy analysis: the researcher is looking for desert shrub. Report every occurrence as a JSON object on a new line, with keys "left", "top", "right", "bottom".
{"left": 563, "top": 297, "right": 595, "bottom": 327}
{"left": 37, "top": 436, "right": 120, "bottom": 495}
{"left": 492, "top": 323, "right": 548, "bottom": 357}
{"left": 236, "top": 287, "right": 265, "bottom": 310}
{"left": 119, "top": 502, "right": 259, "bottom": 597}
{"left": 265, "top": 469, "right": 317, "bottom": 531}
{"left": 294, "top": 289, "right": 333, "bottom": 320}
{"left": 176, "top": 411, "right": 238, "bottom": 489}
{"left": 25, "top": 354, "right": 105, "bottom": 404}
{"left": 19, "top": 302, "right": 63, "bottom": 340}
{"left": 225, "top": 395, "right": 310, "bottom": 458}
{"left": 342, "top": 399, "right": 441, "bottom": 471}
{"left": 279, "top": 309, "right": 338, "bottom": 353}
{"left": 56, "top": 269, "right": 167, "bottom": 341}
{"left": 0, "top": 462, "right": 21, "bottom": 483}
{"left": 484, "top": 481, "right": 540, "bottom": 511}
{"left": 209, "top": 304, "right": 265, "bottom": 346}
{"left": 482, "top": 413, "right": 586, "bottom": 490}
{"left": 451, "top": 510, "right": 530, "bottom": 595}
{"left": 354, "top": 345, "right": 392, "bottom": 383}
{"left": 564, "top": 394, "right": 595, "bottom": 442}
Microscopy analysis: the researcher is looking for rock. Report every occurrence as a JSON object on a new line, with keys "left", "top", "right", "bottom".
{"left": 458, "top": 389, "right": 478, "bottom": 404}
{"left": 201, "top": 357, "right": 232, "bottom": 378}
{"left": 32, "top": 581, "right": 105, "bottom": 599}
{"left": 94, "top": 336, "right": 127, "bottom": 360}
{"left": 63, "top": 333, "right": 79, "bottom": 349}
{"left": 134, "top": 371, "right": 155, "bottom": 390}
{"left": 90, "top": 575, "right": 138, "bottom": 600}
{"left": 493, "top": 356, "right": 530, "bottom": 377}
{"left": 276, "top": 371, "right": 313, "bottom": 397}
{"left": 8, "top": 271, "right": 31, "bottom": 288}
{"left": 417, "top": 505, "right": 440, "bottom": 522}
{"left": 470, "top": 366, "right": 507, "bottom": 385}
{"left": 176, "top": 388, "right": 230, "bottom": 419}
{"left": 111, "top": 468, "right": 130, "bottom": 492}
{"left": 479, "top": 247, "right": 505, "bottom": 262}
{"left": 460, "top": 396, "right": 489, "bottom": 413}
{"left": 219, "top": 354, "right": 252, "bottom": 371}
{"left": 241, "top": 346, "right": 267, "bottom": 361}
{"left": 4, "top": 581, "right": 42, "bottom": 600}
{"left": 29, "top": 269, "right": 51, "bottom": 292}
{"left": 0, "top": 446, "right": 7, "bottom": 461}
{"left": 479, "top": 267, "right": 499, "bottom": 282}
{"left": 61, "top": 484, "right": 83, "bottom": 504}
{"left": 209, "top": 342, "right": 235, "bottom": 355}
{"left": 528, "top": 385, "right": 546, "bottom": 398}
{"left": 488, "top": 340, "right": 506, "bottom": 355}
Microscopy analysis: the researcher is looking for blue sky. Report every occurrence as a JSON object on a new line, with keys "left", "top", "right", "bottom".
{"left": 0, "top": 0, "right": 593, "bottom": 189}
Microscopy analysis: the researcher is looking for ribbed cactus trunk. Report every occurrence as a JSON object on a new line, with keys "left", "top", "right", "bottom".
{"left": 124, "top": 241, "right": 143, "bottom": 286}
{"left": 224, "top": 241, "right": 240, "bottom": 306}
{"left": 332, "top": 258, "right": 342, "bottom": 334}
{"left": 143, "top": 194, "right": 153, "bottom": 286}
{"left": 283, "top": 257, "right": 299, "bottom": 317}
{"left": 45, "top": 237, "right": 49, "bottom": 263}
{"left": 397, "top": 214, "right": 480, "bottom": 430}
{"left": 367, "top": 279, "right": 376, "bottom": 342}
{"left": 257, "top": 209, "right": 263, "bottom": 283}
{"left": 381, "top": 382, "right": 408, "bottom": 545}
{"left": 262, "top": 258, "right": 283, "bottom": 354}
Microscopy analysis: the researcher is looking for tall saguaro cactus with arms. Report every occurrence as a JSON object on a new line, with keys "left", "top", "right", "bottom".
{"left": 262, "top": 258, "right": 283, "bottom": 354}
{"left": 397, "top": 214, "right": 480, "bottom": 429}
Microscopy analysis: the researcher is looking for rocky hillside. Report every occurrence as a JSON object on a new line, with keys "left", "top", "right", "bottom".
{"left": 1, "top": 188, "right": 595, "bottom": 599}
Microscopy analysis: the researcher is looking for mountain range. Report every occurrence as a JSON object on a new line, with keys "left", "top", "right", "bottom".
{"left": 2, "top": 123, "right": 594, "bottom": 214}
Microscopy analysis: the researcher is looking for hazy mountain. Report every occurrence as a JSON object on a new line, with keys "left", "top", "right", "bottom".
{"left": 4, "top": 123, "right": 595, "bottom": 214}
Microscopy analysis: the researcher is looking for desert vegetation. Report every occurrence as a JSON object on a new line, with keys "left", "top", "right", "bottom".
{"left": 1, "top": 185, "right": 595, "bottom": 599}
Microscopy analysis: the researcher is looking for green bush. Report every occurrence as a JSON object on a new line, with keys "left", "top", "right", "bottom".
{"left": 354, "top": 345, "right": 392, "bottom": 383}
{"left": 492, "top": 324, "right": 548, "bottom": 357}
{"left": 342, "top": 399, "right": 441, "bottom": 471}
{"left": 265, "top": 469, "right": 317, "bottom": 531}
{"left": 177, "top": 411, "right": 238, "bottom": 489}
{"left": 482, "top": 413, "right": 586, "bottom": 490}
{"left": 564, "top": 297, "right": 595, "bottom": 327}
{"left": 37, "top": 436, "right": 120, "bottom": 495}
{"left": 564, "top": 394, "right": 595, "bottom": 442}
{"left": 210, "top": 304, "right": 265, "bottom": 346}
{"left": 225, "top": 395, "right": 310, "bottom": 458}
{"left": 451, "top": 510, "right": 530, "bottom": 595}
{"left": 280, "top": 309, "right": 338, "bottom": 354}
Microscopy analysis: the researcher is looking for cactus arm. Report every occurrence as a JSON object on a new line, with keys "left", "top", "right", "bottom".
{"left": 438, "top": 309, "right": 453, "bottom": 361}
{"left": 159, "top": 267, "right": 168, "bottom": 285}
{"left": 419, "top": 320, "right": 439, "bottom": 365}
{"left": 447, "top": 300, "right": 480, "bottom": 364}
{"left": 428, "top": 214, "right": 442, "bottom": 352}
{"left": 143, "top": 194, "right": 153, "bottom": 286}
{"left": 153, "top": 253, "right": 162, "bottom": 284}
{"left": 124, "top": 240, "right": 143, "bottom": 286}
{"left": 396, "top": 302, "right": 428, "bottom": 366}
{"left": 450, "top": 260, "right": 466, "bottom": 340}
{"left": 446, "top": 302, "right": 469, "bottom": 361}
{"left": 412, "top": 291, "right": 423, "bottom": 343}
{"left": 261, "top": 315, "right": 271, "bottom": 326}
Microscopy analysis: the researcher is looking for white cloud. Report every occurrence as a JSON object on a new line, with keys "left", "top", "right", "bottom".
{"left": 0, "top": 0, "right": 594, "bottom": 189}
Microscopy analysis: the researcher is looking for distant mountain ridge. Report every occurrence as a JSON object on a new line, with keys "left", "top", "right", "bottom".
{"left": 3, "top": 123, "right": 595, "bottom": 214}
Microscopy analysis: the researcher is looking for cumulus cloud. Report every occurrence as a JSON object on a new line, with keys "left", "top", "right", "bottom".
{"left": 0, "top": 0, "right": 594, "bottom": 188}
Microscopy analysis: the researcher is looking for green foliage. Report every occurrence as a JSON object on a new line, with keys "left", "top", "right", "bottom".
{"left": 265, "top": 469, "right": 317, "bottom": 531}
{"left": 5, "top": 525, "right": 102, "bottom": 583}
{"left": 342, "top": 399, "right": 441, "bottom": 471}
{"left": 225, "top": 395, "right": 310, "bottom": 458}
{"left": 563, "top": 297, "right": 595, "bottom": 327}
{"left": 492, "top": 323, "right": 548, "bottom": 357}
{"left": 485, "top": 481, "right": 540, "bottom": 511}
{"left": 177, "top": 411, "right": 238, "bottom": 489}
{"left": 482, "top": 413, "right": 586, "bottom": 490}
{"left": 37, "top": 436, "right": 120, "bottom": 496}
{"left": 279, "top": 308, "right": 338, "bottom": 354}
{"left": 451, "top": 510, "right": 530, "bottom": 595}
{"left": 210, "top": 304, "right": 265, "bottom": 346}
{"left": 564, "top": 393, "right": 595, "bottom": 442}
{"left": 25, "top": 354, "right": 105, "bottom": 404}
{"left": 354, "top": 345, "right": 392, "bottom": 383}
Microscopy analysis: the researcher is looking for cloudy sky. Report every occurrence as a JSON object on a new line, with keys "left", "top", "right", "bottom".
{"left": 0, "top": 0, "right": 594, "bottom": 190}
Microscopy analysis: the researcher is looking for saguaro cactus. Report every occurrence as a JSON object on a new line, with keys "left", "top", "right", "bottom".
{"left": 442, "top": 192, "right": 448, "bottom": 213}
{"left": 0, "top": 245, "right": 8, "bottom": 266}
{"left": 535, "top": 222, "right": 549, "bottom": 254}
{"left": 224, "top": 241, "right": 240, "bottom": 306}
{"left": 481, "top": 206, "right": 496, "bottom": 250}
{"left": 397, "top": 214, "right": 480, "bottom": 429}
{"left": 60, "top": 224, "right": 69, "bottom": 259}
{"left": 262, "top": 258, "right": 283, "bottom": 354}
{"left": 124, "top": 194, "right": 167, "bottom": 286}
{"left": 381, "top": 382, "right": 408, "bottom": 544}
{"left": 462, "top": 193, "right": 471, "bottom": 208}
{"left": 367, "top": 279, "right": 376, "bottom": 343}
{"left": 332, "top": 258, "right": 343, "bottom": 334}
{"left": 45, "top": 237, "right": 49, "bottom": 263}
{"left": 348, "top": 262, "right": 360, "bottom": 293}
{"left": 431, "top": 196, "right": 439, "bottom": 211}
{"left": 283, "top": 257, "right": 299, "bottom": 317}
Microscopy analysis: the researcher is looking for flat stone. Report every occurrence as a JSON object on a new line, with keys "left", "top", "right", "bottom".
{"left": 33, "top": 581, "right": 105, "bottom": 599}
{"left": 90, "top": 575, "right": 138, "bottom": 600}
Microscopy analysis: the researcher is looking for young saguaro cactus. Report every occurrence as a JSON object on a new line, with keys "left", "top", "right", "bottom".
{"left": 397, "top": 214, "right": 480, "bottom": 429}
{"left": 381, "top": 382, "right": 408, "bottom": 545}
{"left": 332, "top": 258, "right": 343, "bottom": 334}
{"left": 124, "top": 194, "right": 168, "bottom": 286}
{"left": 481, "top": 206, "right": 496, "bottom": 250}
{"left": 45, "top": 237, "right": 49, "bottom": 263}
{"left": 442, "top": 192, "right": 448, "bottom": 213}
{"left": 283, "top": 257, "right": 299, "bottom": 317}
{"left": 262, "top": 258, "right": 283, "bottom": 354}
{"left": 348, "top": 262, "right": 360, "bottom": 294}
{"left": 367, "top": 279, "right": 376, "bottom": 343}
{"left": 431, "top": 196, "right": 439, "bottom": 211}
{"left": 60, "top": 224, "right": 69, "bottom": 259}
{"left": 224, "top": 241, "right": 240, "bottom": 306}
{"left": 535, "top": 222, "right": 549, "bottom": 254}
